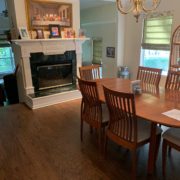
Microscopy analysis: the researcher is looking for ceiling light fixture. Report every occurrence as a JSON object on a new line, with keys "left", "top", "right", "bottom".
{"left": 116, "top": 0, "right": 161, "bottom": 22}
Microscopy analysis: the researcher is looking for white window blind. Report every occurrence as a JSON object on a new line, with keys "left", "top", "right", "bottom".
{"left": 92, "top": 39, "right": 102, "bottom": 64}
{"left": 142, "top": 15, "right": 173, "bottom": 50}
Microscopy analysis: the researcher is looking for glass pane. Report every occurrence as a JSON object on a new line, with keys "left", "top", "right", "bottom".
{"left": 141, "top": 49, "right": 170, "bottom": 74}
{"left": 93, "top": 39, "right": 102, "bottom": 64}
{"left": 0, "top": 47, "right": 15, "bottom": 74}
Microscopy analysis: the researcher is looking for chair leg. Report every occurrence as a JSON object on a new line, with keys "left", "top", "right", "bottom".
{"left": 81, "top": 120, "right": 83, "bottom": 142}
{"left": 154, "top": 134, "right": 161, "bottom": 163}
{"left": 168, "top": 146, "right": 172, "bottom": 156}
{"left": 104, "top": 135, "right": 108, "bottom": 158}
{"left": 98, "top": 128, "right": 102, "bottom": 151}
{"left": 131, "top": 149, "right": 137, "bottom": 180}
{"left": 90, "top": 125, "right": 93, "bottom": 134}
{"left": 162, "top": 139, "right": 168, "bottom": 177}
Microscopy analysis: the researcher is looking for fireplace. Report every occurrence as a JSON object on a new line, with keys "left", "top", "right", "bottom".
{"left": 12, "top": 38, "right": 89, "bottom": 109}
{"left": 30, "top": 51, "right": 76, "bottom": 92}
{"left": 37, "top": 63, "right": 73, "bottom": 90}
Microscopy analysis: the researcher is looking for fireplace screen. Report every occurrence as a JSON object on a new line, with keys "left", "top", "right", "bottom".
{"left": 37, "top": 63, "right": 73, "bottom": 90}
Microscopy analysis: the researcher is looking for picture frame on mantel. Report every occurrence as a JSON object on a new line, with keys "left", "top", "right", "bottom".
{"left": 19, "top": 27, "right": 30, "bottom": 39}
{"left": 49, "top": 24, "right": 61, "bottom": 38}
{"left": 25, "top": 0, "right": 72, "bottom": 30}
{"left": 35, "top": 29, "right": 44, "bottom": 39}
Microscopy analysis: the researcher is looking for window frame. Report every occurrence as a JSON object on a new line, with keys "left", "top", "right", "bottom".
{"left": 92, "top": 38, "right": 103, "bottom": 65}
{"left": 0, "top": 45, "right": 15, "bottom": 79}
{"left": 140, "top": 13, "right": 173, "bottom": 75}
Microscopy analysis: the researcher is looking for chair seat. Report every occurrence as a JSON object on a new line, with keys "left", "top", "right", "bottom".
{"left": 137, "top": 119, "right": 162, "bottom": 143}
{"left": 162, "top": 128, "right": 180, "bottom": 147}
{"left": 108, "top": 118, "right": 162, "bottom": 143}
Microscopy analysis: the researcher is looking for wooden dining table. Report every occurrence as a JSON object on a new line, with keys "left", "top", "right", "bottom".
{"left": 94, "top": 78, "right": 180, "bottom": 175}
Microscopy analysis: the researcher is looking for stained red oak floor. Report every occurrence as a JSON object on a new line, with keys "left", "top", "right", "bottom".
{"left": 0, "top": 99, "right": 179, "bottom": 180}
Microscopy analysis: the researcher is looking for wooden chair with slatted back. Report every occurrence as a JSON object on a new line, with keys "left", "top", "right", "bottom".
{"left": 137, "top": 66, "right": 162, "bottom": 87}
{"left": 79, "top": 65, "right": 101, "bottom": 80}
{"left": 163, "top": 70, "right": 180, "bottom": 176}
{"left": 103, "top": 86, "right": 162, "bottom": 180}
{"left": 162, "top": 128, "right": 180, "bottom": 177}
{"left": 78, "top": 78, "right": 108, "bottom": 150}
{"left": 165, "top": 70, "right": 180, "bottom": 90}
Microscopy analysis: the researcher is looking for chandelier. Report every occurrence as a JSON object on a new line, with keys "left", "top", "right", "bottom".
{"left": 116, "top": 0, "right": 161, "bottom": 22}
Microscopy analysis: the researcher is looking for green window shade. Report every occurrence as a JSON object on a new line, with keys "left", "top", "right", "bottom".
{"left": 142, "top": 16, "right": 173, "bottom": 50}
{"left": 92, "top": 40, "right": 102, "bottom": 64}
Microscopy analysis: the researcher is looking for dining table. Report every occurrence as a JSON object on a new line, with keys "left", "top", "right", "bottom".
{"left": 94, "top": 78, "right": 180, "bottom": 175}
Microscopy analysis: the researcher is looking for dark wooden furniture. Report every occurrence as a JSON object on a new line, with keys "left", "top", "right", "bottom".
{"left": 103, "top": 86, "right": 162, "bottom": 179}
{"left": 162, "top": 69, "right": 180, "bottom": 177}
{"left": 137, "top": 66, "right": 162, "bottom": 87}
{"left": 94, "top": 78, "right": 180, "bottom": 175}
{"left": 78, "top": 78, "right": 108, "bottom": 150}
{"left": 162, "top": 128, "right": 180, "bottom": 177}
{"left": 79, "top": 65, "right": 101, "bottom": 80}
{"left": 3, "top": 65, "right": 19, "bottom": 104}
{"left": 0, "top": 84, "right": 6, "bottom": 106}
{"left": 165, "top": 70, "right": 180, "bottom": 90}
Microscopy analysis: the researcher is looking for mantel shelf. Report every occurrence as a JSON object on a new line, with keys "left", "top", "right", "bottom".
{"left": 12, "top": 38, "right": 90, "bottom": 44}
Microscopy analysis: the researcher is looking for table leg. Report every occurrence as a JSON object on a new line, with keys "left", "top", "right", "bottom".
{"left": 147, "top": 122, "right": 158, "bottom": 174}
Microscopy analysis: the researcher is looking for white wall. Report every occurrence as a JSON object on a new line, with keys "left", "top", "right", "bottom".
{"left": 6, "top": 0, "right": 80, "bottom": 39}
{"left": 123, "top": 0, "right": 180, "bottom": 85}
{"left": 81, "top": 4, "right": 125, "bottom": 78}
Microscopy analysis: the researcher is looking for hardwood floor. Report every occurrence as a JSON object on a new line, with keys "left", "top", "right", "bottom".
{"left": 0, "top": 99, "right": 179, "bottom": 180}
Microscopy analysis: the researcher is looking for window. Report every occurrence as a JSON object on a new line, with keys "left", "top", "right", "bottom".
{"left": 92, "top": 38, "right": 102, "bottom": 65}
{"left": 0, "top": 46, "right": 15, "bottom": 79}
{"left": 141, "top": 14, "right": 173, "bottom": 75}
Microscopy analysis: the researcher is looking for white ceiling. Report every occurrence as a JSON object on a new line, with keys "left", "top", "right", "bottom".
{"left": 80, "top": 0, "right": 115, "bottom": 10}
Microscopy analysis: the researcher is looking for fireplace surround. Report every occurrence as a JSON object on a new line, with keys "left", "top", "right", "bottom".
{"left": 12, "top": 38, "right": 89, "bottom": 109}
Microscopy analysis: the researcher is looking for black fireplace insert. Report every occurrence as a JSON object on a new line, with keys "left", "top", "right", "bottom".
{"left": 30, "top": 51, "right": 76, "bottom": 92}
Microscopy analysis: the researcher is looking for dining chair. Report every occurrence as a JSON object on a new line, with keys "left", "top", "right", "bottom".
{"left": 103, "top": 86, "right": 162, "bottom": 180}
{"left": 165, "top": 70, "right": 180, "bottom": 90}
{"left": 79, "top": 64, "right": 101, "bottom": 80}
{"left": 137, "top": 66, "right": 162, "bottom": 87}
{"left": 162, "top": 128, "right": 180, "bottom": 177}
{"left": 78, "top": 77, "right": 108, "bottom": 150}
{"left": 0, "top": 84, "right": 5, "bottom": 106}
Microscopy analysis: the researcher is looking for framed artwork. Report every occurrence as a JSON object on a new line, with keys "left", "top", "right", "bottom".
{"left": 35, "top": 29, "right": 44, "bottom": 39}
{"left": 26, "top": 0, "right": 72, "bottom": 30}
{"left": 62, "top": 28, "right": 75, "bottom": 38}
{"left": 49, "top": 24, "right": 61, "bottom": 38}
{"left": 19, "top": 27, "right": 30, "bottom": 39}
{"left": 106, "top": 47, "right": 115, "bottom": 58}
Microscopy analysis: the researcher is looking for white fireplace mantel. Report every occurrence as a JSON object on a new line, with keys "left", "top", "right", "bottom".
{"left": 12, "top": 38, "right": 89, "bottom": 109}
